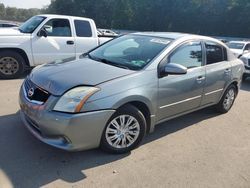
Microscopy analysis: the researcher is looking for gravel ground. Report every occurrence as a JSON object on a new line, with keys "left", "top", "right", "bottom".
{"left": 0, "top": 78, "right": 250, "bottom": 188}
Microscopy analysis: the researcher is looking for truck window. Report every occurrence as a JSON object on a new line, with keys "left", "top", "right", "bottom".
{"left": 42, "top": 19, "right": 72, "bottom": 37}
{"left": 19, "top": 16, "right": 46, "bottom": 33}
{"left": 74, "top": 20, "right": 92, "bottom": 37}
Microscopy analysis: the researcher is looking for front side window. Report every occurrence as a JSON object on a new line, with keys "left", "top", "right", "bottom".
{"left": 19, "top": 16, "right": 46, "bottom": 33}
{"left": 244, "top": 44, "right": 250, "bottom": 51}
{"left": 42, "top": 19, "right": 71, "bottom": 37}
{"left": 89, "top": 35, "right": 171, "bottom": 70}
{"left": 169, "top": 41, "right": 202, "bottom": 69}
{"left": 205, "top": 42, "right": 224, "bottom": 65}
{"left": 74, "top": 20, "right": 92, "bottom": 37}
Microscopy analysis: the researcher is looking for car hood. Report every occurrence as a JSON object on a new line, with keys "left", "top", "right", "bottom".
{"left": 241, "top": 52, "right": 250, "bottom": 59}
{"left": 29, "top": 57, "right": 135, "bottom": 96}
{"left": 0, "top": 28, "right": 28, "bottom": 36}
{"left": 229, "top": 49, "right": 242, "bottom": 56}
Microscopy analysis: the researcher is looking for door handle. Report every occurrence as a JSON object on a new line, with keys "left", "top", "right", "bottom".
{"left": 66, "top": 40, "right": 74, "bottom": 45}
{"left": 196, "top": 76, "right": 205, "bottom": 83}
{"left": 197, "top": 76, "right": 205, "bottom": 81}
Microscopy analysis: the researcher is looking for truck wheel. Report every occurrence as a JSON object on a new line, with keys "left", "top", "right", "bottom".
{"left": 100, "top": 104, "right": 146, "bottom": 154}
{"left": 216, "top": 85, "right": 237, "bottom": 114}
{"left": 0, "top": 51, "right": 26, "bottom": 79}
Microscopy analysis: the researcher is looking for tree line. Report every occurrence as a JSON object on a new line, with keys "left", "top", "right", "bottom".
{"left": 1, "top": 0, "right": 250, "bottom": 38}
{"left": 0, "top": 3, "right": 41, "bottom": 22}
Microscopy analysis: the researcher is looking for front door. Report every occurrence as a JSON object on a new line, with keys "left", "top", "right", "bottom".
{"left": 157, "top": 41, "right": 205, "bottom": 121}
{"left": 32, "top": 18, "right": 75, "bottom": 65}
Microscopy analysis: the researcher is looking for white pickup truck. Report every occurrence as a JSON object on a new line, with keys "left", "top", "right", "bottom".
{"left": 0, "top": 14, "right": 112, "bottom": 79}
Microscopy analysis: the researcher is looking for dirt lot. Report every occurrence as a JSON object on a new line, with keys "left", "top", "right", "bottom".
{"left": 0, "top": 78, "right": 250, "bottom": 188}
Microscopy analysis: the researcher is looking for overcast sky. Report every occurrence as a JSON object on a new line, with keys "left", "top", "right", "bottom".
{"left": 1, "top": 0, "right": 51, "bottom": 8}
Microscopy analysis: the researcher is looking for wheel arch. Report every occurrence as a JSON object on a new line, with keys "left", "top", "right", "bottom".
{"left": 0, "top": 48, "right": 31, "bottom": 67}
{"left": 113, "top": 97, "right": 154, "bottom": 134}
{"left": 219, "top": 80, "right": 239, "bottom": 102}
{"left": 230, "top": 80, "right": 239, "bottom": 95}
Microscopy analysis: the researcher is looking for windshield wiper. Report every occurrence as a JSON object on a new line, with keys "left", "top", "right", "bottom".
{"left": 85, "top": 53, "right": 130, "bottom": 70}
{"left": 98, "top": 58, "right": 130, "bottom": 70}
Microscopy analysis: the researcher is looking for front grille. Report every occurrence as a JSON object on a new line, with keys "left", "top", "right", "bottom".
{"left": 24, "top": 78, "right": 50, "bottom": 104}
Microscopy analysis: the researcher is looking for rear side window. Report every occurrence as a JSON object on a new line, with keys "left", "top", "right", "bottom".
{"left": 74, "top": 20, "right": 92, "bottom": 37}
{"left": 205, "top": 42, "right": 226, "bottom": 65}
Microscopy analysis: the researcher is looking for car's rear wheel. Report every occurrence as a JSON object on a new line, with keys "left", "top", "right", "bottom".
{"left": 216, "top": 85, "right": 237, "bottom": 113}
{"left": 0, "top": 51, "right": 25, "bottom": 79}
{"left": 101, "top": 105, "right": 146, "bottom": 154}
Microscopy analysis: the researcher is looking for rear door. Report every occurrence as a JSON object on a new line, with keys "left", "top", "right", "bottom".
{"left": 32, "top": 18, "right": 75, "bottom": 65}
{"left": 73, "top": 19, "right": 99, "bottom": 57}
{"left": 157, "top": 41, "right": 206, "bottom": 121}
{"left": 201, "top": 41, "right": 232, "bottom": 105}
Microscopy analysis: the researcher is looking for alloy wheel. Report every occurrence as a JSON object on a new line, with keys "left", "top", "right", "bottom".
{"left": 105, "top": 115, "right": 140, "bottom": 149}
{"left": 223, "top": 89, "right": 235, "bottom": 110}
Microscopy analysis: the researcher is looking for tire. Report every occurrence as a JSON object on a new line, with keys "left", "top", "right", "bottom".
{"left": 100, "top": 104, "right": 146, "bottom": 154}
{"left": 0, "top": 51, "right": 26, "bottom": 79}
{"left": 216, "top": 85, "right": 237, "bottom": 113}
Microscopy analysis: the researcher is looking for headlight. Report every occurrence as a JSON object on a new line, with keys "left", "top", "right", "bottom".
{"left": 53, "top": 87, "right": 100, "bottom": 113}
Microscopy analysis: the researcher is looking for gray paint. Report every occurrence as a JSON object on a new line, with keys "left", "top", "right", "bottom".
{"left": 30, "top": 58, "right": 135, "bottom": 96}
{"left": 19, "top": 32, "right": 245, "bottom": 151}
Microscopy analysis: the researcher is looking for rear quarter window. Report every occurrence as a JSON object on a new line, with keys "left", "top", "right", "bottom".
{"left": 205, "top": 41, "right": 227, "bottom": 65}
{"left": 74, "top": 20, "right": 92, "bottom": 37}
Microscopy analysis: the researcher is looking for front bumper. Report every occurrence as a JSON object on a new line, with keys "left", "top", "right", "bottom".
{"left": 19, "top": 84, "right": 115, "bottom": 151}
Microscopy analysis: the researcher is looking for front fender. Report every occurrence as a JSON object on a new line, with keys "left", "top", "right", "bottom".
{"left": 0, "top": 35, "right": 34, "bottom": 66}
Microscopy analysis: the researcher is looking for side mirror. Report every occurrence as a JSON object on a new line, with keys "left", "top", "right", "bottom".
{"left": 37, "top": 29, "right": 48, "bottom": 38}
{"left": 160, "top": 63, "right": 187, "bottom": 77}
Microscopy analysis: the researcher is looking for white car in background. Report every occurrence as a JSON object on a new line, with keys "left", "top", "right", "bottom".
{"left": 98, "top": 29, "right": 118, "bottom": 36}
{"left": 239, "top": 53, "right": 250, "bottom": 80}
{"left": 228, "top": 41, "right": 250, "bottom": 58}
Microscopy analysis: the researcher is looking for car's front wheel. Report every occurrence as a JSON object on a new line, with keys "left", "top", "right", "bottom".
{"left": 101, "top": 105, "right": 146, "bottom": 154}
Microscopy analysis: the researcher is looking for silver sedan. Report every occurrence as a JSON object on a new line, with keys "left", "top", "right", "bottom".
{"left": 19, "top": 32, "right": 244, "bottom": 154}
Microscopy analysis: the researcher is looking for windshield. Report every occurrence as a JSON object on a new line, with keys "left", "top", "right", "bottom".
{"left": 228, "top": 42, "right": 245, "bottom": 50}
{"left": 19, "top": 16, "right": 46, "bottom": 33}
{"left": 88, "top": 35, "right": 171, "bottom": 70}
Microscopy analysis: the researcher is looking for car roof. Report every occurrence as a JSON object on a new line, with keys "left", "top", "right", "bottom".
{"left": 132, "top": 32, "right": 229, "bottom": 48}
{"left": 38, "top": 14, "right": 93, "bottom": 22}
{"left": 133, "top": 32, "right": 225, "bottom": 42}
{"left": 133, "top": 32, "right": 190, "bottom": 40}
